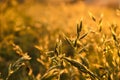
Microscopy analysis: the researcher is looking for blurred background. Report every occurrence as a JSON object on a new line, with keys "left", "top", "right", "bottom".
{"left": 0, "top": 0, "right": 120, "bottom": 79}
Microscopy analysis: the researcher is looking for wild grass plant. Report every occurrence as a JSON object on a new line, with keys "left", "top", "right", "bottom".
{"left": 1, "top": 17, "right": 119, "bottom": 80}
{"left": 0, "top": 0, "right": 120, "bottom": 80}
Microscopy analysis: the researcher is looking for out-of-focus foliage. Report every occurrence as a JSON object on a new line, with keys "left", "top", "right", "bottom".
{"left": 0, "top": 0, "right": 120, "bottom": 80}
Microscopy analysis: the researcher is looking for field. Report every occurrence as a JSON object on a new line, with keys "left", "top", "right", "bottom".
{"left": 0, "top": 0, "right": 120, "bottom": 80}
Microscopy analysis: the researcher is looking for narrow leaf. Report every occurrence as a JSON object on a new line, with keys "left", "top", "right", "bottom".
{"left": 64, "top": 57, "right": 100, "bottom": 79}
{"left": 79, "top": 32, "right": 88, "bottom": 40}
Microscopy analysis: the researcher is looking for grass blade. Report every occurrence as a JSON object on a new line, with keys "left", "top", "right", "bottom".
{"left": 64, "top": 57, "right": 100, "bottom": 79}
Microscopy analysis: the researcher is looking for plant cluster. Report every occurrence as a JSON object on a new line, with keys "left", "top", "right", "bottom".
{"left": 1, "top": 16, "right": 119, "bottom": 80}
{"left": 0, "top": 1, "right": 120, "bottom": 80}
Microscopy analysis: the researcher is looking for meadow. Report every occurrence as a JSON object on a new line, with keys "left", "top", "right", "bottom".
{"left": 0, "top": 0, "right": 120, "bottom": 80}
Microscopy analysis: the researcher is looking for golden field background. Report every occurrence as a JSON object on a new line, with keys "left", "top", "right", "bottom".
{"left": 0, "top": 0, "right": 120, "bottom": 80}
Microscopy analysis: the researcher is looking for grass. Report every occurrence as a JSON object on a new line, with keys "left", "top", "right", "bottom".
{"left": 0, "top": 0, "right": 120, "bottom": 80}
